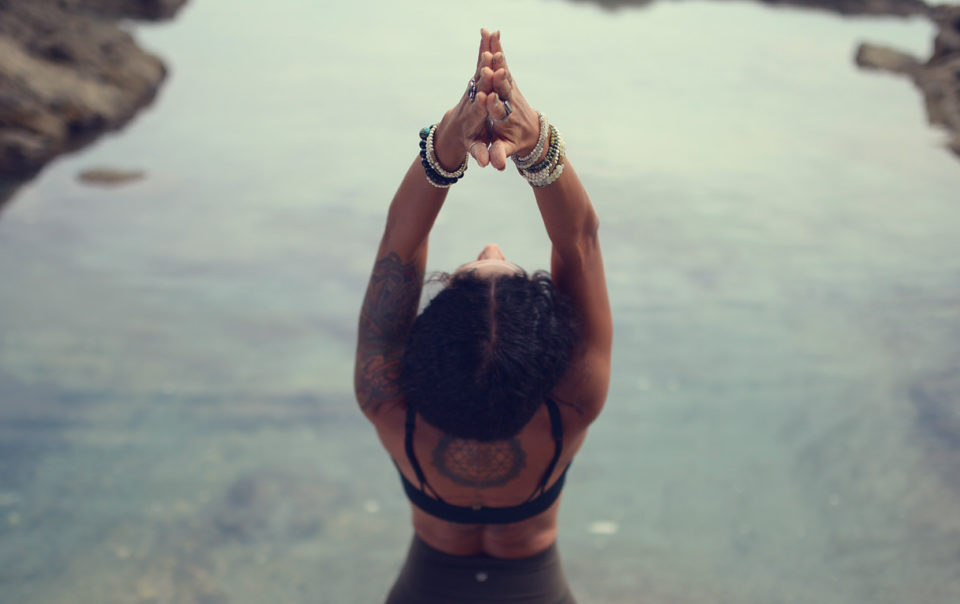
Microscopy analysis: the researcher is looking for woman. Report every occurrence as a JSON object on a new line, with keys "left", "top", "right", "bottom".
{"left": 354, "top": 29, "right": 612, "bottom": 604}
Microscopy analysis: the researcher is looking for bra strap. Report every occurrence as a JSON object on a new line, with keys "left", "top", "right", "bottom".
{"left": 404, "top": 406, "right": 445, "bottom": 502}
{"left": 404, "top": 406, "right": 428, "bottom": 490}
{"left": 528, "top": 398, "right": 564, "bottom": 500}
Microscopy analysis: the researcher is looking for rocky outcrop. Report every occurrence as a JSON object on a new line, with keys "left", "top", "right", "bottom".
{"left": 575, "top": 0, "right": 930, "bottom": 16}
{"left": 0, "top": 0, "right": 187, "bottom": 183}
{"left": 856, "top": 6, "right": 960, "bottom": 156}
{"left": 754, "top": 0, "right": 928, "bottom": 16}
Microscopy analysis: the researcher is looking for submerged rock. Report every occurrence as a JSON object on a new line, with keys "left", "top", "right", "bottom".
{"left": 0, "top": 0, "right": 187, "bottom": 183}
{"left": 856, "top": 43, "right": 922, "bottom": 75}
{"left": 909, "top": 371, "right": 960, "bottom": 491}
{"left": 211, "top": 470, "right": 337, "bottom": 544}
{"left": 77, "top": 167, "right": 146, "bottom": 186}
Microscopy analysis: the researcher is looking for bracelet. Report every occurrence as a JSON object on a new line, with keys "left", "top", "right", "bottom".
{"left": 525, "top": 158, "right": 564, "bottom": 187}
{"left": 419, "top": 125, "right": 467, "bottom": 188}
{"left": 526, "top": 124, "right": 561, "bottom": 173}
{"left": 518, "top": 124, "right": 565, "bottom": 187}
{"left": 512, "top": 113, "right": 548, "bottom": 169}
{"left": 425, "top": 124, "right": 468, "bottom": 179}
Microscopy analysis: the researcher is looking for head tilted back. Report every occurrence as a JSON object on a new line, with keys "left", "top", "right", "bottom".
{"left": 401, "top": 270, "right": 577, "bottom": 441}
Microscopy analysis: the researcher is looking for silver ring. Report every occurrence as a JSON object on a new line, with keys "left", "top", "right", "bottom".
{"left": 495, "top": 99, "right": 513, "bottom": 122}
{"left": 468, "top": 79, "right": 477, "bottom": 103}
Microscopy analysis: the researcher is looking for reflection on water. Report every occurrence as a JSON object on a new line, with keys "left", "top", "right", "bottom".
{"left": 1, "top": 0, "right": 960, "bottom": 602}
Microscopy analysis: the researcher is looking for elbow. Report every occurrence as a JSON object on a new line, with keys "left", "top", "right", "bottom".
{"left": 583, "top": 207, "right": 600, "bottom": 244}
{"left": 574, "top": 206, "right": 600, "bottom": 256}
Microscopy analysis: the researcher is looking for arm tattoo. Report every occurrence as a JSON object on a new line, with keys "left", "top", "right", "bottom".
{"left": 355, "top": 252, "right": 422, "bottom": 415}
{"left": 431, "top": 436, "right": 527, "bottom": 488}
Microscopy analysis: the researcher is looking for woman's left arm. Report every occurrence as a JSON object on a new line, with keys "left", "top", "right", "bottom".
{"left": 354, "top": 30, "right": 497, "bottom": 420}
{"left": 353, "top": 159, "right": 445, "bottom": 420}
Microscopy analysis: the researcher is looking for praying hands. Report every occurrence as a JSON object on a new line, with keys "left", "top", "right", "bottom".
{"left": 432, "top": 29, "right": 547, "bottom": 173}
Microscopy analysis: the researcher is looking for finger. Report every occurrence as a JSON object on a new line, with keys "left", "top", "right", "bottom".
{"left": 492, "top": 68, "right": 513, "bottom": 101}
{"left": 481, "top": 52, "right": 494, "bottom": 71}
{"left": 478, "top": 66, "right": 495, "bottom": 93}
{"left": 476, "top": 29, "right": 491, "bottom": 73}
{"left": 486, "top": 91, "right": 509, "bottom": 122}
{"left": 476, "top": 66, "right": 493, "bottom": 95}
{"left": 468, "top": 139, "right": 490, "bottom": 167}
{"left": 473, "top": 90, "right": 490, "bottom": 117}
{"left": 490, "top": 52, "right": 509, "bottom": 73}
{"left": 489, "top": 139, "right": 513, "bottom": 171}
{"left": 491, "top": 30, "right": 503, "bottom": 55}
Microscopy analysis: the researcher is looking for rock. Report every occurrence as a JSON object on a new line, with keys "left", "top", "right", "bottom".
{"left": 856, "top": 6, "right": 960, "bottom": 155}
{"left": 77, "top": 167, "right": 146, "bottom": 185}
{"left": 752, "top": 0, "right": 928, "bottom": 17}
{"left": 573, "top": 0, "right": 931, "bottom": 17}
{"left": 909, "top": 372, "right": 960, "bottom": 491}
{"left": 57, "top": 0, "right": 188, "bottom": 20}
{"left": 929, "top": 5, "right": 960, "bottom": 62}
{"left": 855, "top": 42, "right": 921, "bottom": 75}
{"left": 915, "top": 53, "right": 960, "bottom": 133}
{"left": 211, "top": 470, "right": 334, "bottom": 544}
{"left": 764, "top": 0, "right": 928, "bottom": 17}
{"left": 0, "top": 0, "right": 187, "bottom": 183}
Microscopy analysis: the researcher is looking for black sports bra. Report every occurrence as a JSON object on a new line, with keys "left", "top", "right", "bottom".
{"left": 395, "top": 399, "right": 570, "bottom": 524}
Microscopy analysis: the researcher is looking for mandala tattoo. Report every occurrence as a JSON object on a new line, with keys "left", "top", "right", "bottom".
{"left": 432, "top": 436, "right": 526, "bottom": 488}
{"left": 355, "top": 252, "right": 421, "bottom": 415}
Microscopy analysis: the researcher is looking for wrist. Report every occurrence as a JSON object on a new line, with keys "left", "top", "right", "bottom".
{"left": 513, "top": 112, "right": 549, "bottom": 168}
{"left": 523, "top": 130, "right": 549, "bottom": 165}
{"left": 434, "top": 114, "right": 466, "bottom": 171}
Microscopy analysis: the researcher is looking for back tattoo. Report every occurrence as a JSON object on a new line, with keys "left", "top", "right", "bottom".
{"left": 431, "top": 435, "right": 527, "bottom": 488}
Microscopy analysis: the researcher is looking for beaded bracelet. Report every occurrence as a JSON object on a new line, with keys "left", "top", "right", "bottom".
{"left": 512, "top": 113, "right": 549, "bottom": 169}
{"left": 518, "top": 124, "right": 565, "bottom": 187}
{"left": 425, "top": 124, "right": 468, "bottom": 179}
{"left": 525, "top": 158, "right": 564, "bottom": 187}
{"left": 419, "top": 125, "right": 467, "bottom": 188}
{"left": 526, "top": 124, "right": 562, "bottom": 173}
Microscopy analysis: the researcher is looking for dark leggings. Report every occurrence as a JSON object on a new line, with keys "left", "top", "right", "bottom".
{"left": 385, "top": 535, "right": 576, "bottom": 604}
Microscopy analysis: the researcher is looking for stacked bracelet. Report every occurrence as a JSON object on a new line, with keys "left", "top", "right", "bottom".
{"left": 517, "top": 124, "right": 565, "bottom": 187}
{"left": 512, "top": 112, "right": 548, "bottom": 169}
{"left": 419, "top": 124, "right": 468, "bottom": 188}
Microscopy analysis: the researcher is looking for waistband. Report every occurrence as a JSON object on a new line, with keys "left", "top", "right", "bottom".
{"left": 409, "top": 534, "right": 561, "bottom": 572}
{"left": 386, "top": 535, "right": 574, "bottom": 604}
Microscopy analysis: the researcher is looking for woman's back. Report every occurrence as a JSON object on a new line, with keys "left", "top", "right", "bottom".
{"left": 372, "top": 398, "right": 590, "bottom": 558}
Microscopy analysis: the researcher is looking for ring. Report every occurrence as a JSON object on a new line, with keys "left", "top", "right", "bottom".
{"left": 468, "top": 79, "right": 477, "bottom": 103}
{"left": 468, "top": 141, "right": 480, "bottom": 156}
{"left": 495, "top": 99, "right": 513, "bottom": 122}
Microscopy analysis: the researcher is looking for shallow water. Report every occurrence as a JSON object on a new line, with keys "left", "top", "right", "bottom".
{"left": 2, "top": 0, "right": 960, "bottom": 602}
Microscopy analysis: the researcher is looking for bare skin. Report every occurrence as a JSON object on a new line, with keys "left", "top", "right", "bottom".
{"left": 355, "top": 29, "right": 611, "bottom": 559}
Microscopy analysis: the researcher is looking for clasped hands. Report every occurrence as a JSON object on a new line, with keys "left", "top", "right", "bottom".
{"left": 433, "top": 29, "right": 541, "bottom": 172}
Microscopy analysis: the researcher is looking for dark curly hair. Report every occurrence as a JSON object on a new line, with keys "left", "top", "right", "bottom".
{"left": 401, "top": 269, "right": 578, "bottom": 441}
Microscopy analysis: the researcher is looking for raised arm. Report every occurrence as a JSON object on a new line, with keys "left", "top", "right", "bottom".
{"left": 354, "top": 31, "right": 496, "bottom": 420}
{"left": 482, "top": 34, "right": 612, "bottom": 422}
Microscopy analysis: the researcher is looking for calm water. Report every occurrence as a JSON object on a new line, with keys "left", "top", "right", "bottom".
{"left": 2, "top": 1, "right": 960, "bottom": 602}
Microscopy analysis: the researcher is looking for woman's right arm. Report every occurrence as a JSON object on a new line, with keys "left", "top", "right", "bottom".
{"left": 354, "top": 30, "right": 497, "bottom": 421}
{"left": 532, "top": 160, "right": 612, "bottom": 423}
{"left": 481, "top": 35, "right": 612, "bottom": 422}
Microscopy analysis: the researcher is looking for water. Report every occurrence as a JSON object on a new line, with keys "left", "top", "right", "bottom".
{"left": 2, "top": 0, "right": 960, "bottom": 602}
